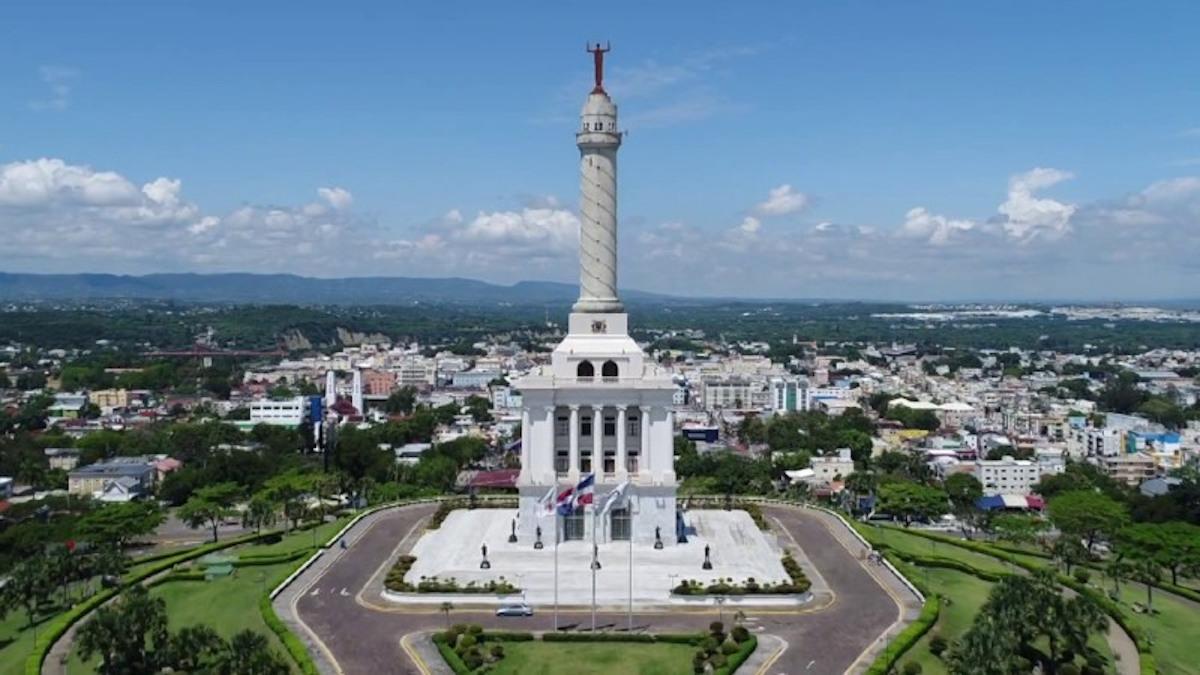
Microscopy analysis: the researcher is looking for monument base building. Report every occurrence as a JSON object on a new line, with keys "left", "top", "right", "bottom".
{"left": 515, "top": 312, "right": 678, "bottom": 546}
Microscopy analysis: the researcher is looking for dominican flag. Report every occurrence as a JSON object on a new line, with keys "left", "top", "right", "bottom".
{"left": 572, "top": 473, "right": 596, "bottom": 509}
{"left": 555, "top": 485, "right": 576, "bottom": 516}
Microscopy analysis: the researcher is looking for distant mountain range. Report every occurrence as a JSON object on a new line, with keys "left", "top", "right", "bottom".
{"left": 0, "top": 272, "right": 673, "bottom": 305}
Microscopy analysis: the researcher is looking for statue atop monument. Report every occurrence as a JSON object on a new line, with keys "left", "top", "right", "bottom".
{"left": 587, "top": 42, "right": 610, "bottom": 94}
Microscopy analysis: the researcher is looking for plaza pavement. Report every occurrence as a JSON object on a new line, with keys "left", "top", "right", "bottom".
{"left": 276, "top": 502, "right": 921, "bottom": 675}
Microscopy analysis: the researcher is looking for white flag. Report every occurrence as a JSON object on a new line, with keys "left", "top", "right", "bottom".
{"left": 598, "top": 481, "right": 630, "bottom": 517}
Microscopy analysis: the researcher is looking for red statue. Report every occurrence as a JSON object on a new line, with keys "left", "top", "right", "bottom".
{"left": 588, "top": 42, "right": 611, "bottom": 94}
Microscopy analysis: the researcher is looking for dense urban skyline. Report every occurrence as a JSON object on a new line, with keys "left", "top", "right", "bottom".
{"left": 2, "top": 1, "right": 1200, "bottom": 300}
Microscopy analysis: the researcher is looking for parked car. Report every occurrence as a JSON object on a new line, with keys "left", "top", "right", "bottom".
{"left": 495, "top": 603, "right": 533, "bottom": 617}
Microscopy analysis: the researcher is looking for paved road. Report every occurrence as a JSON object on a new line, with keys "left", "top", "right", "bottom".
{"left": 287, "top": 503, "right": 915, "bottom": 675}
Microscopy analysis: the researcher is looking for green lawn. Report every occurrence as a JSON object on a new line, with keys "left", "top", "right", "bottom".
{"left": 0, "top": 604, "right": 68, "bottom": 675}
{"left": 903, "top": 566, "right": 995, "bottom": 675}
{"left": 884, "top": 532, "right": 1118, "bottom": 675}
{"left": 1111, "top": 582, "right": 1200, "bottom": 675}
{"left": 63, "top": 519, "right": 349, "bottom": 674}
{"left": 859, "top": 525, "right": 1013, "bottom": 575}
{"left": 488, "top": 642, "right": 699, "bottom": 675}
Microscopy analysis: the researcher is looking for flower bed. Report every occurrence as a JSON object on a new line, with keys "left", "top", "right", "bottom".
{"left": 672, "top": 552, "right": 811, "bottom": 595}
{"left": 383, "top": 554, "right": 519, "bottom": 594}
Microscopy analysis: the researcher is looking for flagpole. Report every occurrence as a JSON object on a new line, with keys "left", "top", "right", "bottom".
{"left": 554, "top": 511, "right": 559, "bottom": 631}
{"left": 628, "top": 507, "right": 633, "bottom": 631}
{"left": 591, "top": 498, "right": 597, "bottom": 632}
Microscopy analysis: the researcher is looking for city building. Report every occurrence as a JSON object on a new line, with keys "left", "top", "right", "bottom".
{"left": 68, "top": 457, "right": 157, "bottom": 499}
{"left": 810, "top": 448, "right": 856, "bottom": 484}
{"left": 249, "top": 397, "right": 307, "bottom": 427}
{"left": 975, "top": 455, "right": 1041, "bottom": 496}
{"left": 45, "top": 447, "right": 81, "bottom": 471}
{"left": 89, "top": 388, "right": 130, "bottom": 411}
{"left": 1101, "top": 452, "right": 1157, "bottom": 486}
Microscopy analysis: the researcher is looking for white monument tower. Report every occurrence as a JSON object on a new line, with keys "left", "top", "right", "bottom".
{"left": 516, "top": 44, "right": 678, "bottom": 546}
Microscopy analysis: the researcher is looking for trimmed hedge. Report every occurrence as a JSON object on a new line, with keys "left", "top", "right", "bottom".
{"left": 715, "top": 634, "right": 757, "bottom": 675}
{"left": 543, "top": 632, "right": 660, "bottom": 643}
{"left": 260, "top": 593, "right": 320, "bottom": 675}
{"left": 864, "top": 593, "right": 940, "bottom": 675}
{"left": 431, "top": 633, "right": 473, "bottom": 675}
{"left": 233, "top": 548, "right": 314, "bottom": 567}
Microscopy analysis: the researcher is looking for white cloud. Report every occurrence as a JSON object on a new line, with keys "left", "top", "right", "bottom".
{"left": 754, "top": 184, "right": 809, "bottom": 216}
{"left": 738, "top": 216, "right": 761, "bottom": 234}
{"left": 998, "top": 167, "right": 1076, "bottom": 241}
{"left": 317, "top": 186, "right": 354, "bottom": 210}
{"left": 899, "top": 207, "right": 976, "bottom": 246}
{"left": 30, "top": 66, "right": 79, "bottom": 111}
{"left": 0, "top": 158, "right": 139, "bottom": 207}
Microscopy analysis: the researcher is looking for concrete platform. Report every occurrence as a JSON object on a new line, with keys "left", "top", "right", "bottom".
{"left": 401, "top": 508, "right": 790, "bottom": 607}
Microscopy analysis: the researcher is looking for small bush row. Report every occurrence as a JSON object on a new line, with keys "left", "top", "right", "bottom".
{"left": 672, "top": 552, "right": 811, "bottom": 595}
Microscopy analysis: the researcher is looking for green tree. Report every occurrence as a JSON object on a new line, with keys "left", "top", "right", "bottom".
{"left": 262, "top": 471, "right": 316, "bottom": 531}
{"left": 78, "top": 502, "right": 166, "bottom": 548}
{"left": 384, "top": 386, "right": 418, "bottom": 415}
{"left": 178, "top": 482, "right": 242, "bottom": 542}
{"left": 213, "top": 629, "right": 290, "bottom": 675}
{"left": 1047, "top": 490, "right": 1129, "bottom": 554}
{"left": 944, "top": 473, "right": 983, "bottom": 519}
{"left": 2, "top": 555, "right": 54, "bottom": 626}
{"left": 242, "top": 494, "right": 279, "bottom": 534}
{"left": 877, "top": 481, "right": 948, "bottom": 527}
{"left": 78, "top": 585, "right": 172, "bottom": 674}
{"left": 1116, "top": 521, "right": 1200, "bottom": 585}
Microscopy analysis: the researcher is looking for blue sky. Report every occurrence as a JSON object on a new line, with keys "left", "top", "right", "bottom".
{"left": 2, "top": 1, "right": 1200, "bottom": 300}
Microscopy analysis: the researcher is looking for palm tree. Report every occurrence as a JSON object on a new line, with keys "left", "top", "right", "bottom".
{"left": 440, "top": 601, "right": 454, "bottom": 629}
{"left": 1057, "top": 596, "right": 1107, "bottom": 666}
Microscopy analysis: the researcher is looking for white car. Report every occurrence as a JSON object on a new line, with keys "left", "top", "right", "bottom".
{"left": 495, "top": 603, "right": 533, "bottom": 617}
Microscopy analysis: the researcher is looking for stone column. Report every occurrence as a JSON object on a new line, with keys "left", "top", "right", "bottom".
{"left": 592, "top": 404, "right": 603, "bottom": 476}
{"left": 568, "top": 405, "right": 580, "bottom": 478}
{"left": 616, "top": 405, "right": 628, "bottom": 479}
{"left": 640, "top": 405, "right": 650, "bottom": 475}
{"left": 542, "top": 406, "right": 555, "bottom": 484}
{"left": 520, "top": 408, "right": 530, "bottom": 477}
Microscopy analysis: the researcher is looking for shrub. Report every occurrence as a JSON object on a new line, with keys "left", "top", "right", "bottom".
{"left": 928, "top": 634, "right": 948, "bottom": 657}
{"left": 901, "top": 662, "right": 922, "bottom": 675}
{"left": 1073, "top": 568, "right": 1091, "bottom": 585}
{"left": 456, "top": 634, "right": 477, "bottom": 651}
{"left": 721, "top": 640, "right": 739, "bottom": 655}
{"left": 710, "top": 653, "right": 728, "bottom": 668}
{"left": 731, "top": 625, "right": 750, "bottom": 644}
{"left": 461, "top": 647, "right": 484, "bottom": 671}
{"left": 709, "top": 621, "right": 724, "bottom": 635}
{"left": 489, "top": 644, "right": 504, "bottom": 659}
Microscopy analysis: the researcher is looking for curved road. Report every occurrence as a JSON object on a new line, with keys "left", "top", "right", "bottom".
{"left": 286, "top": 503, "right": 915, "bottom": 675}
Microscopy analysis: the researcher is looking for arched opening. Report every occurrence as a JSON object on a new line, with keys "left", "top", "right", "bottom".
{"left": 577, "top": 361, "right": 595, "bottom": 378}
{"left": 601, "top": 360, "right": 619, "bottom": 379}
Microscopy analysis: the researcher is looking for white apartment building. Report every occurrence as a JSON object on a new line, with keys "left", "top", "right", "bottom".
{"left": 397, "top": 359, "right": 436, "bottom": 387}
{"left": 703, "top": 378, "right": 756, "bottom": 410}
{"left": 975, "top": 455, "right": 1041, "bottom": 496}
{"left": 249, "top": 397, "right": 307, "bottom": 427}
{"left": 810, "top": 448, "right": 855, "bottom": 484}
